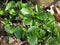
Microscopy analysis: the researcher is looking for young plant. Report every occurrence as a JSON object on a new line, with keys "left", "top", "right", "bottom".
{"left": 0, "top": 1, "right": 60, "bottom": 45}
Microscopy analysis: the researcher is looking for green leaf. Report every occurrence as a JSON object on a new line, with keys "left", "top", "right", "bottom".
{"left": 22, "top": 18, "right": 31, "bottom": 25}
{"left": 37, "top": 12, "right": 48, "bottom": 20}
{"left": 26, "top": 2, "right": 32, "bottom": 7}
{"left": 1, "top": 18, "right": 9, "bottom": 24}
{"left": 21, "top": 8, "right": 34, "bottom": 15}
{"left": 35, "top": 5, "right": 42, "bottom": 13}
{"left": 28, "top": 26, "right": 41, "bottom": 38}
{"left": 5, "top": 24, "right": 21, "bottom": 34}
{"left": 43, "top": 36, "right": 52, "bottom": 43}
{"left": 5, "top": 24, "right": 16, "bottom": 34}
{"left": 14, "top": 26, "right": 23, "bottom": 39}
{"left": 0, "top": 10, "right": 4, "bottom": 15}
{"left": 46, "top": 20, "right": 55, "bottom": 27}
{"left": 27, "top": 35, "right": 38, "bottom": 45}
{"left": 17, "top": 1, "right": 22, "bottom": 9}
{"left": 17, "top": 1, "right": 32, "bottom": 9}
{"left": 43, "top": 24, "right": 51, "bottom": 32}
{"left": 49, "top": 38, "right": 60, "bottom": 45}
{"left": 9, "top": 9, "right": 16, "bottom": 15}
{"left": 54, "top": 27, "right": 59, "bottom": 38}
{"left": 39, "top": 29, "right": 46, "bottom": 37}
{"left": 5, "top": 1, "right": 16, "bottom": 10}
{"left": 20, "top": 8, "right": 34, "bottom": 19}
{"left": 28, "top": 26, "right": 38, "bottom": 32}
{"left": 56, "top": 38, "right": 60, "bottom": 43}
{"left": 35, "top": 5, "right": 48, "bottom": 20}
{"left": 47, "top": 12, "right": 55, "bottom": 21}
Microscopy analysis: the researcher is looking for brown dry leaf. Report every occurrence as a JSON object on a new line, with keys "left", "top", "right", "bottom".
{"left": 1, "top": 39, "right": 8, "bottom": 45}
{"left": 9, "top": 36, "right": 23, "bottom": 45}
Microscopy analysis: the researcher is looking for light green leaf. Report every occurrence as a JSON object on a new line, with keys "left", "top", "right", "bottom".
{"left": 1, "top": 18, "right": 9, "bottom": 24}
{"left": 9, "top": 9, "right": 16, "bottom": 15}
{"left": 28, "top": 26, "right": 38, "bottom": 32}
{"left": 35, "top": 5, "right": 42, "bottom": 13}
{"left": 5, "top": 24, "right": 16, "bottom": 34}
{"left": 21, "top": 8, "right": 34, "bottom": 15}
{"left": 5, "top": 1, "right": 16, "bottom": 10}
{"left": 0, "top": 10, "right": 4, "bottom": 15}
{"left": 5, "top": 24, "right": 21, "bottom": 34}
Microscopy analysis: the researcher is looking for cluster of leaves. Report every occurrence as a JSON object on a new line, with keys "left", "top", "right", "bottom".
{"left": 0, "top": 1, "right": 60, "bottom": 45}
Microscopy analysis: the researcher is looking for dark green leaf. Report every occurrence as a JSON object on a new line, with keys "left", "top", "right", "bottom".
{"left": 14, "top": 26, "right": 23, "bottom": 39}
{"left": 27, "top": 35, "right": 38, "bottom": 45}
